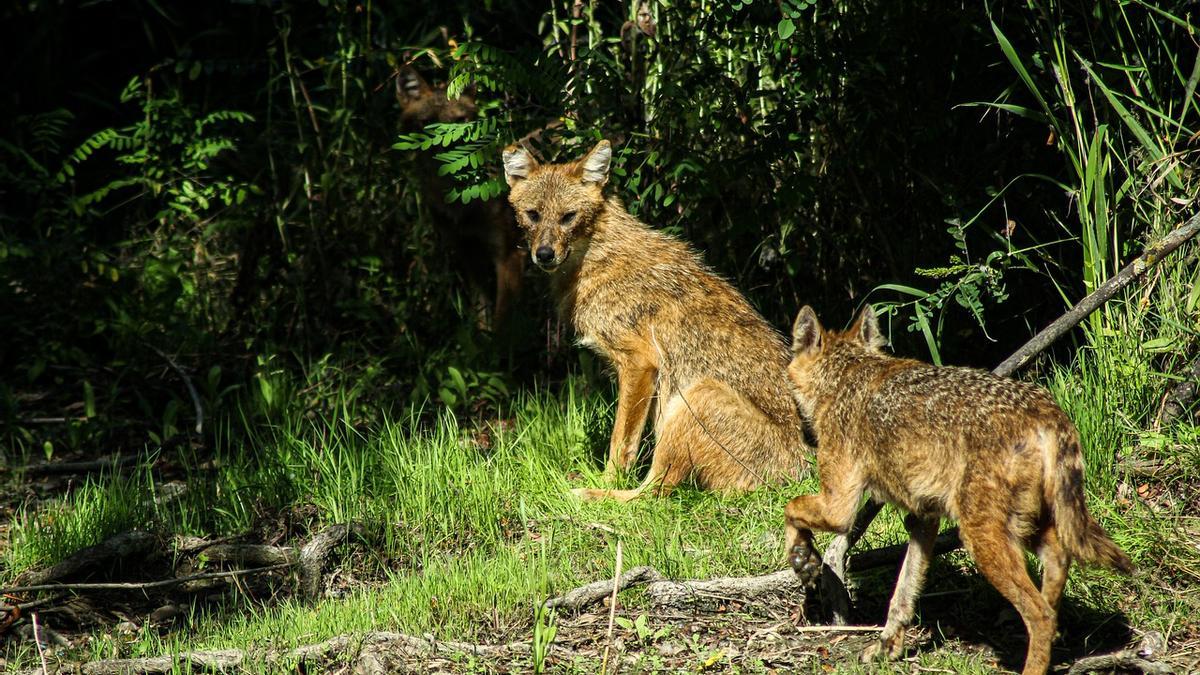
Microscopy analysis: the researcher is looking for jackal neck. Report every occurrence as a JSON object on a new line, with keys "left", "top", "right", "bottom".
{"left": 546, "top": 196, "right": 630, "bottom": 319}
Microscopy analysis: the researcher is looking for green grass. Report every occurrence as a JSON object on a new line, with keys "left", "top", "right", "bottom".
{"left": 3, "top": 336, "right": 1197, "bottom": 672}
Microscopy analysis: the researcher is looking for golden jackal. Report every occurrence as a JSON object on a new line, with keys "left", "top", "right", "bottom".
{"left": 397, "top": 67, "right": 524, "bottom": 327}
{"left": 502, "top": 139, "right": 809, "bottom": 500}
{"left": 784, "top": 305, "right": 1133, "bottom": 675}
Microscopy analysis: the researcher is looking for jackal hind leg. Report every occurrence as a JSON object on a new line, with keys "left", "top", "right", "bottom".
{"left": 862, "top": 514, "right": 939, "bottom": 662}
{"left": 960, "top": 517, "right": 1056, "bottom": 675}
{"left": 1036, "top": 524, "right": 1070, "bottom": 624}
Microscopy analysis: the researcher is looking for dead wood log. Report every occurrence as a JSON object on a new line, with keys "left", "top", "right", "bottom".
{"left": 79, "top": 649, "right": 245, "bottom": 675}
{"left": 1067, "top": 652, "right": 1175, "bottom": 675}
{"left": 643, "top": 569, "right": 803, "bottom": 613}
{"left": 59, "top": 630, "right": 602, "bottom": 675}
{"left": 299, "top": 523, "right": 362, "bottom": 599}
{"left": 200, "top": 543, "right": 296, "bottom": 567}
{"left": 819, "top": 209, "right": 1200, "bottom": 621}
{"left": 11, "top": 530, "right": 157, "bottom": 588}
{"left": 543, "top": 565, "right": 662, "bottom": 611}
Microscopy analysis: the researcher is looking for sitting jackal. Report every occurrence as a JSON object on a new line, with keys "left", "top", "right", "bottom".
{"left": 502, "top": 139, "right": 809, "bottom": 500}
{"left": 784, "top": 305, "right": 1133, "bottom": 675}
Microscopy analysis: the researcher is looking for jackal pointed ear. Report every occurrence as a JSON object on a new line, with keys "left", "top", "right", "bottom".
{"left": 791, "top": 306, "right": 823, "bottom": 355}
{"left": 502, "top": 144, "right": 538, "bottom": 187}
{"left": 852, "top": 305, "right": 887, "bottom": 350}
{"left": 396, "top": 67, "right": 431, "bottom": 101}
{"left": 579, "top": 140, "right": 612, "bottom": 186}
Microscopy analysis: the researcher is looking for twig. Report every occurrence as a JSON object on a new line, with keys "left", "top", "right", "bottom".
{"left": 147, "top": 344, "right": 204, "bottom": 436}
{"left": 601, "top": 540, "right": 624, "bottom": 675}
{"left": 0, "top": 563, "right": 292, "bottom": 596}
{"left": 790, "top": 625, "right": 883, "bottom": 634}
{"left": 31, "top": 613, "right": 49, "bottom": 675}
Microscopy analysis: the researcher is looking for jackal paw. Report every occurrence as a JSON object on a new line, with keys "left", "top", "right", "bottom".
{"left": 789, "top": 545, "right": 822, "bottom": 586}
{"left": 860, "top": 632, "right": 904, "bottom": 663}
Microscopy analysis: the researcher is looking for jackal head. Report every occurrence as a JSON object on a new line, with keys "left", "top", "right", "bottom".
{"left": 501, "top": 140, "right": 611, "bottom": 271}
{"left": 396, "top": 67, "right": 478, "bottom": 130}
{"left": 788, "top": 304, "right": 887, "bottom": 411}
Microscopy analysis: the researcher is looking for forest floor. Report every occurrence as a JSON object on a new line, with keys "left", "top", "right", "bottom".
{"left": 1, "top": 372, "right": 1198, "bottom": 674}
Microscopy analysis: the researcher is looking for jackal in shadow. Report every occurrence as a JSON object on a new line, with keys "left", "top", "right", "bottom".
{"left": 398, "top": 66, "right": 524, "bottom": 328}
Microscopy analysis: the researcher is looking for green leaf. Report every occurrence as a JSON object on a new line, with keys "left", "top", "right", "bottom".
{"left": 777, "top": 18, "right": 795, "bottom": 40}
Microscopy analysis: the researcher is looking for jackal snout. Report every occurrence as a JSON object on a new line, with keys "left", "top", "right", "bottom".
{"left": 502, "top": 140, "right": 612, "bottom": 271}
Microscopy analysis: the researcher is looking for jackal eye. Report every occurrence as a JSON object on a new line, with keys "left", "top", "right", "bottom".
{"left": 560, "top": 211, "right": 576, "bottom": 225}
{"left": 526, "top": 209, "right": 540, "bottom": 223}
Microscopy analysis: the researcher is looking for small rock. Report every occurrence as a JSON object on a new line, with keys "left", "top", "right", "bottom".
{"left": 114, "top": 621, "right": 139, "bottom": 635}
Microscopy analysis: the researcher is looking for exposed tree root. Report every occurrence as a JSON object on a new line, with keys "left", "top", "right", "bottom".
{"left": 1066, "top": 651, "right": 1175, "bottom": 675}
{"left": 57, "top": 630, "right": 638, "bottom": 675}
{"left": 10, "top": 531, "right": 157, "bottom": 588}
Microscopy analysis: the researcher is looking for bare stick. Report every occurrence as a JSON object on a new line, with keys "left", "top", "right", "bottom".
{"left": 819, "top": 210, "right": 1200, "bottom": 620}
{"left": 31, "top": 613, "right": 49, "bottom": 675}
{"left": 0, "top": 562, "right": 291, "bottom": 596}
{"left": 601, "top": 539, "right": 624, "bottom": 674}
{"left": 790, "top": 625, "right": 883, "bottom": 634}
{"left": 148, "top": 344, "right": 204, "bottom": 436}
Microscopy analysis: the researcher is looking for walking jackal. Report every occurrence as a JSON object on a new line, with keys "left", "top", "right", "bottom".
{"left": 784, "top": 305, "right": 1133, "bottom": 675}
{"left": 398, "top": 67, "right": 524, "bottom": 328}
{"left": 502, "top": 139, "right": 809, "bottom": 500}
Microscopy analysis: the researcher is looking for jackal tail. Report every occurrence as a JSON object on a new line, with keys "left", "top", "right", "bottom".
{"left": 1046, "top": 425, "right": 1134, "bottom": 574}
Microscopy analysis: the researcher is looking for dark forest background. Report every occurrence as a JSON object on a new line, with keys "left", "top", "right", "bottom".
{"left": 1, "top": 0, "right": 1196, "bottom": 447}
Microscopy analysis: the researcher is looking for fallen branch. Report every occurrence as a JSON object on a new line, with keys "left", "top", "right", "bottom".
{"left": 79, "top": 649, "right": 245, "bottom": 675}
{"left": 299, "top": 523, "right": 361, "bottom": 599}
{"left": 201, "top": 543, "right": 296, "bottom": 567}
{"left": 0, "top": 563, "right": 292, "bottom": 596}
{"left": 643, "top": 569, "right": 803, "bottom": 612}
{"left": 1067, "top": 651, "right": 1174, "bottom": 675}
{"left": 543, "top": 565, "right": 662, "bottom": 611}
{"left": 67, "top": 630, "right": 614, "bottom": 675}
{"left": 819, "top": 209, "right": 1200, "bottom": 620}
{"left": 995, "top": 210, "right": 1200, "bottom": 377}
{"left": 12, "top": 530, "right": 157, "bottom": 588}
{"left": 847, "top": 529, "right": 962, "bottom": 572}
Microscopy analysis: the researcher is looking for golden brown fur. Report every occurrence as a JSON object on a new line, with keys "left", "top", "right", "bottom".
{"left": 784, "top": 305, "right": 1133, "bottom": 675}
{"left": 398, "top": 67, "right": 524, "bottom": 328}
{"left": 502, "top": 139, "right": 809, "bottom": 500}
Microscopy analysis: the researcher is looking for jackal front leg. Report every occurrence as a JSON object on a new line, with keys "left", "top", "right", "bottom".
{"left": 604, "top": 360, "right": 656, "bottom": 482}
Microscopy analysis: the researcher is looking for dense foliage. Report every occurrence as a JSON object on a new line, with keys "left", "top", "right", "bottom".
{"left": 1, "top": 0, "right": 1196, "bottom": 448}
